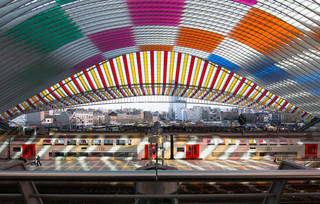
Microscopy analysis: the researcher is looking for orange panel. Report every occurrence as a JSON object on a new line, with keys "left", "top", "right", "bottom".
{"left": 176, "top": 27, "right": 225, "bottom": 53}
{"left": 139, "top": 45, "right": 173, "bottom": 51}
{"left": 229, "top": 8, "right": 303, "bottom": 54}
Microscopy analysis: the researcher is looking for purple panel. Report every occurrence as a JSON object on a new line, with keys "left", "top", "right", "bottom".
{"left": 232, "top": 0, "right": 257, "bottom": 6}
{"left": 126, "top": 0, "right": 186, "bottom": 26}
{"left": 88, "top": 27, "right": 135, "bottom": 52}
{"left": 71, "top": 54, "right": 104, "bottom": 73}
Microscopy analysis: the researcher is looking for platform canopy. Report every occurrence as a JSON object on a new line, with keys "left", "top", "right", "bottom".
{"left": 0, "top": 0, "right": 319, "bottom": 121}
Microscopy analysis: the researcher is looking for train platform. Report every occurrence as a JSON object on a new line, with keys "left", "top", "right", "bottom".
{"left": 15, "top": 159, "right": 282, "bottom": 171}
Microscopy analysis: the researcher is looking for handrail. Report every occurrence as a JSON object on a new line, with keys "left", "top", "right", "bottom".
{"left": 0, "top": 170, "right": 319, "bottom": 181}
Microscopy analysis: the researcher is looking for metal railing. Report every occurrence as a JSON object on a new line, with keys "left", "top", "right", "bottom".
{"left": 0, "top": 161, "right": 320, "bottom": 204}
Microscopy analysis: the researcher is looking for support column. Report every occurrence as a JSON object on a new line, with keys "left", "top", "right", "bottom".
{"left": 170, "top": 135, "right": 174, "bottom": 159}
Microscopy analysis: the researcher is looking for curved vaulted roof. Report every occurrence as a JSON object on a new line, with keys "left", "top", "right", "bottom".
{"left": 0, "top": 0, "right": 320, "bottom": 121}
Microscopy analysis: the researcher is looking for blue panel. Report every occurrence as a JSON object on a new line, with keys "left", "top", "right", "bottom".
{"left": 292, "top": 72, "right": 320, "bottom": 96}
{"left": 207, "top": 54, "right": 241, "bottom": 72}
{"left": 252, "top": 64, "right": 289, "bottom": 83}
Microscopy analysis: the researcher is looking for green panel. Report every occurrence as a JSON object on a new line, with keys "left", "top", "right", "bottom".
{"left": 56, "top": 0, "right": 77, "bottom": 5}
{"left": 5, "top": 5, "right": 82, "bottom": 54}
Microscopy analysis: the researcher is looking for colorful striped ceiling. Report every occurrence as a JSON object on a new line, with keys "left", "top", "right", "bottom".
{"left": 0, "top": 0, "right": 320, "bottom": 120}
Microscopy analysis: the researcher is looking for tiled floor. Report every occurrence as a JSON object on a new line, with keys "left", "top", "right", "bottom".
{"left": 23, "top": 159, "right": 279, "bottom": 171}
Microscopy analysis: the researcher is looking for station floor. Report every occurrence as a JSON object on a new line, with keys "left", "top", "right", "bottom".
{"left": 23, "top": 159, "right": 281, "bottom": 171}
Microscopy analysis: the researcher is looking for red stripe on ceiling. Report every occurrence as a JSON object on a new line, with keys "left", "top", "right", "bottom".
{"left": 122, "top": 55, "right": 131, "bottom": 86}
{"left": 109, "top": 60, "right": 119, "bottom": 87}
{"left": 26, "top": 99, "right": 36, "bottom": 109}
{"left": 221, "top": 72, "right": 233, "bottom": 94}
{"left": 83, "top": 70, "right": 95, "bottom": 91}
{"left": 256, "top": 90, "right": 268, "bottom": 103}
{"left": 233, "top": 78, "right": 245, "bottom": 96}
{"left": 301, "top": 112, "right": 307, "bottom": 118}
{"left": 162, "top": 51, "right": 168, "bottom": 95}
{"left": 71, "top": 76, "right": 84, "bottom": 93}
{"left": 96, "top": 64, "right": 107, "bottom": 88}
{"left": 291, "top": 107, "right": 298, "bottom": 114}
{"left": 268, "top": 96, "right": 278, "bottom": 106}
{"left": 6, "top": 110, "right": 12, "bottom": 117}
{"left": 186, "top": 56, "right": 195, "bottom": 87}
{"left": 96, "top": 93, "right": 105, "bottom": 100}
{"left": 136, "top": 52, "right": 145, "bottom": 95}
{"left": 59, "top": 82, "right": 71, "bottom": 96}
{"left": 191, "top": 89, "right": 198, "bottom": 98}
{"left": 210, "top": 66, "right": 221, "bottom": 90}
{"left": 198, "top": 61, "right": 208, "bottom": 88}
{"left": 48, "top": 88, "right": 59, "bottom": 100}
{"left": 150, "top": 51, "right": 155, "bottom": 95}
{"left": 106, "top": 90, "right": 116, "bottom": 99}
{"left": 244, "top": 84, "right": 257, "bottom": 99}
{"left": 16, "top": 105, "right": 23, "bottom": 112}
{"left": 37, "top": 94, "right": 47, "bottom": 104}
{"left": 279, "top": 101, "right": 288, "bottom": 111}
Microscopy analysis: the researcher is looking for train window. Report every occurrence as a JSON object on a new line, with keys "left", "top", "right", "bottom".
{"left": 91, "top": 152, "right": 102, "bottom": 157}
{"left": 79, "top": 140, "right": 89, "bottom": 145}
{"left": 239, "top": 139, "right": 247, "bottom": 145}
{"left": 114, "top": 152, "right": 129, "bottom": 157}
{"left": 207, "top": 139, "right": 215, "bottom": 145}
{"left": 249, "top": 140, "right": 257, "bottom": 145}
{"left": 55, "top": 139, "right": 64, "bottom": 145}
{"left": 92, "top": 140, "right": 101, "bottom": 145}
{"left": 13, "top": 147, "right": 21, "bottom": 152}
{"left": 49, "top": 152, "right": 53, "bottom": 157}
{"left": 259, "top": 139, "right": 267, "bottom": 145}
{"left": 104, "top": 152, "right": 113, "bottom": 157}
{"left": 177, "top": 148, "right": 185, "bottom": 152}
{"left": 81, "top": 147, "right": 87, "bottom": 150}
{"left": 104, "top": 140, "right": 113, "bottom": 145}
{"left": 43, "top": 140, "right": 52, "bottom": 145}
{"left": 67, "top": 152, "right": 77, "bottom": 157}
{"left": 260, "top": 152, "right": 267, "bottom": 156}
{"left": 128, "top": 140, "right": 131, "bottom": 145}
{"left": 250, "top": 147, "right": 256, "bottom": 149}
{"left": 116, "top": 140, "right": 126, "bottom": 145}
{"left": 55, "top": 152, "right": 64, "bottom": 157}
{"left": 79, "top": 152, "right": 89, "bottom": 157}
{"left": 67, "top": 140, "right": 77, "bottom": 145}
{"left": 228, "top": 139, "right": 236, "bottom": 145}
{"left": 269, "top": 139, "right": 277, "bottom": 145}
{"left": 279, "top": 139, "right": 288, "bottom": 145}
{"left": 128, "top": 152, "right": 138, "bottom": 157}
{"left": 218, "top": 139, "right": 225, "bottom": 145}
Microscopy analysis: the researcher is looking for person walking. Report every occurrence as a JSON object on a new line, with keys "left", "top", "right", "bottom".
{"left": 36, "top": 155, "right": 42, "bottom": 166}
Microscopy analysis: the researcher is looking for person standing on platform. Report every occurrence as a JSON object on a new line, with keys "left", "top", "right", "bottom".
{"left": 36, "top": 155, "right": 42, "bottom": 166}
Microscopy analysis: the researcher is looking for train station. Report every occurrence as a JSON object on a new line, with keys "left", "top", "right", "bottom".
{"left": 1, "top": 0, "right": 320, "bottom": 203}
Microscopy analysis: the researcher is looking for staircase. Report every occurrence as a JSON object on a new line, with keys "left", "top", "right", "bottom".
{"left": 298, "top": 117, "right": 320, "bottom": 131}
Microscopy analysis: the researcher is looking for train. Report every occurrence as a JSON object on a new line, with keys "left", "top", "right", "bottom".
{"left": 0, "top": 132, "right": 318, "bottom": 161}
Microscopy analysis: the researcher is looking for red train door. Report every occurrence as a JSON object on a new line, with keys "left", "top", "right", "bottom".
{"left": 305, "top": 144, "right": 318, "bottom": 159}
{"left": 22, "top": 144, "right": 36, "bottom": 160}
{"left": 186, "top": 145, "right": 199, "bottom": 159}
{"left": 145, "top": 144, "right": 157, "bottom": 159}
